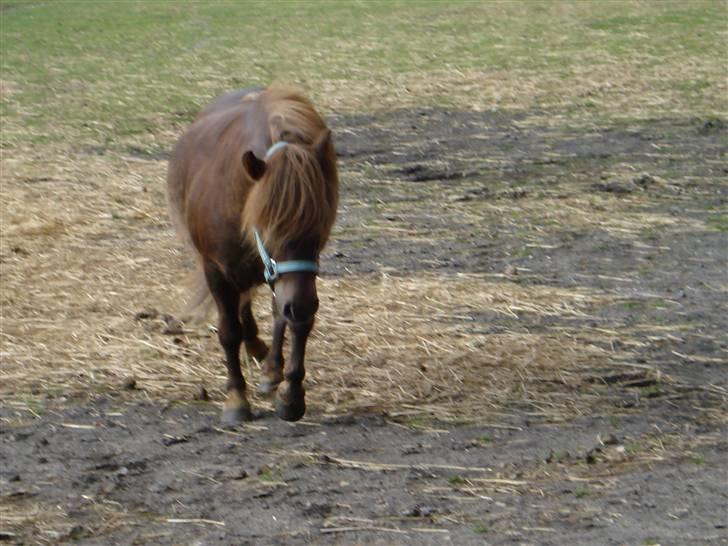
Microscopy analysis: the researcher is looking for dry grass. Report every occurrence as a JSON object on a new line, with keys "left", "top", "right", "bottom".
{"left": 0, "top": 135, "right": 705, "bottom": 427}
{"left": 0, "top": 131, "right": 637, "bottom": 425}
{"left": 318, "top": 58, "right": 728, "bottom": 121}
{"left": 1, "top": 117, "right": 720, "bottom": 429}
{"left": 304, "top": 274, "right": 615, "bottom": 420}
{"left": 0, "top": 179, "right": 620, "bottom": 420}
{"left": 0, "top": 495, "right": 150, "bottom": 545}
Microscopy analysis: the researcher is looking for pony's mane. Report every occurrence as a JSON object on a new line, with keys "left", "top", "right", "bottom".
{"left": 241, "top": 87, "right": 338, "bottom": 256}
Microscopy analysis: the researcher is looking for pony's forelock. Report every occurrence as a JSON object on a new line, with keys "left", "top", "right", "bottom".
{"left": 242, "top": 143, "right": 337, "bottom": 256}
{"left": 236, "top": 87, "right": 338, "bottom": 258}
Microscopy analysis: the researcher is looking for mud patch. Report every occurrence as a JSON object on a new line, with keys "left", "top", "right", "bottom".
{"left": 1, "top": 395, "right": 725, "bottom": 545}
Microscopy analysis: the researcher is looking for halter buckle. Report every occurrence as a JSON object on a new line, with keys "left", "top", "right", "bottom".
{"left": 263, "top": 258, "right": 279, "bottom": 287}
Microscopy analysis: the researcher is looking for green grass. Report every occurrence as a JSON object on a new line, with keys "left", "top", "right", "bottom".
{"left": 403, "top": 415, "right": 432, "bottom": 430}
{"left": 1, "top": 1, "right": 725, "bottom": 151}
{"left": 20, "top": 397, "right": 44, "bottom": 417}
{"left": 547, "top": 450, "right": 570, "bottom": 463}
{"left": 472, "top": 523, "right": 489, "bottom": 534}
{"left": 257, "top": 468, "right": 280, "bottom": 483}
{"left": 477, "top": 434, "right": 493, "bottom": 445}
{"left": 640, "top": 384, "right": 663, "bottom": 397}
{"left": 574, "top": 487, "right": 591, "bottom": 498}
{"left": 706, "top": 214, "right": 728, "bottom": 232}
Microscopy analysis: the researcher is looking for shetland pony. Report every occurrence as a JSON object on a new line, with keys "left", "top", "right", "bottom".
{"left": 167, "top": 87, "right": 338, "bottom": 422}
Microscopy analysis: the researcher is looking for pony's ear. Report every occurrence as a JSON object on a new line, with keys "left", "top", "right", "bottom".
{"left": 313, "top": 129, "right": 335, "bottom": 178}
{"left": 242, "top": 150, "right": 266, "bottom": 181}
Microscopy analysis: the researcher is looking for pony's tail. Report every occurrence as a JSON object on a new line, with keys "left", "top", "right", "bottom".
{"left": 179, "top": 261, "right": 259, "bottom": 326}
{"left": 167, "top": 176, "right": 214, "bottom": 324}
{"left": 179, "top": 260, "right": 214, "bottom": 324}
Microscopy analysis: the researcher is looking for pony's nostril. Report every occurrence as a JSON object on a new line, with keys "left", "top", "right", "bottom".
{"left": 282, "top": 300, "right": 318, "bottom": 323}
{"left": 282, "top": 303, "right": 295, "bottom": 322}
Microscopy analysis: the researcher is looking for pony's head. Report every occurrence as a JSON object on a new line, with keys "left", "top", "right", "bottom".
{"left": 241, "top": 129, "right": 338, "bottom": 328}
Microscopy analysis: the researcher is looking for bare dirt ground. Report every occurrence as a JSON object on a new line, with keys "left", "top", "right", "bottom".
{"left": 1, "top": 108, "right": 727, "bottom": 545}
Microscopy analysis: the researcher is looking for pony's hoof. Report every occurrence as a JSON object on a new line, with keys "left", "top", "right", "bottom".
{"left": 257, "top": 379, "right": 280, "bottom": 396}
{"left": 245, "top": 338, "right": 269, "bottom": 362}
{"left": 222, "top": 390, "right": 252, "bottom": 425}
{"left": 221, "top": 406, "right": 253, "bottom": 425}
{"left": 274, "top": 395, "right": 306, "bottom": 422}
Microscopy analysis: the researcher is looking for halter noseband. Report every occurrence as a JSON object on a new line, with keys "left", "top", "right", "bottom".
{"left": 253, "top": 228, "right": 319, "bottom": 288}
{"left": 252, "top": 141, "right": 319, "bottom": 289}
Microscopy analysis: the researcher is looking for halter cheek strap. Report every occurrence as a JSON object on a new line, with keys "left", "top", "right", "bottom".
{"left": 253, "top": 142, "right": 318, "bottom": 288}
{"left": 253, "top": 228, "right": 319, "bottom": 289}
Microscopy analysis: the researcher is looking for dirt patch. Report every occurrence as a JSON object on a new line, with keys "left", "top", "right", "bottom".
{"left": 1, "top": 394, "right": 726, "bottom": 545}
{"left": 1, "top": 108, "right": 726, "bottom": 544}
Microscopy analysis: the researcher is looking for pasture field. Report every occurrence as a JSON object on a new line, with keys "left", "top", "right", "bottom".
{"left": 1, "top": 1, "right": 726, "bottom": 544}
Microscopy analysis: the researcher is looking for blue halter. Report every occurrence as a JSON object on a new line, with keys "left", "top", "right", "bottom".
{"left": 264, "top": 140, "right": 289, "bottom": 161}
{"left": 253, "top": 228, "right": 319, "bottom": 288}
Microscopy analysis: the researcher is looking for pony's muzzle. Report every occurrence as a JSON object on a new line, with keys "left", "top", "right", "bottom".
{"left": 273, "top": 269, "right": 319, "bottom": 326}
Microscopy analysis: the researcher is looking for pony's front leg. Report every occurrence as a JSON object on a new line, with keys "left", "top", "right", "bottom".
{"left": 258, "top": 295, "right": 286, "bottom": 394}
{"left": 274, "top": 321, "right": 312, "bottom": 421}
{"left": 204, "top": 264, "right": 252, "bottom": 424}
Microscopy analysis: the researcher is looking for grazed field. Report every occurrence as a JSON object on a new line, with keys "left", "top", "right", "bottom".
{"left": 1, "top": 2, "right": 727, "bottom": 545}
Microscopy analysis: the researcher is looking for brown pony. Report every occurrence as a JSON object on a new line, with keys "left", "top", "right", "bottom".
{"left": 167, "top": 87, "right": 339, "bottom": 422}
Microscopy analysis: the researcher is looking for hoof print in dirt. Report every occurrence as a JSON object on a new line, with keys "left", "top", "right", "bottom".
{"left": 633, "top": 173, "right": 657, "bottom": 187}
{"left": 133, "top": 308, "right": 158, "bottom": 321}
{"left": 229, "top": 469, "right": 248, "bottom": 481}
{"left": 698, "top": 118, "right": 725, "bottom": 135}
{"left": 585, "top": 448, "right": 601, "bottom": 464}
{"left": 161, "top": 314, "right": 184, "bottom": 335}
{"left": 301, "top": 501, "right": 332, "bottom": 517}
{"left": 593, "top": 181, "right": 636, "bottom": 194}
{"left": 134, "top": 308, "right": 184, "bottom": 335}
{"left": 405, "top": 504, "right": 437, "bottom": 518}
{"left": 162, "top": 435, "right": 189, "bottom": 447}
{"left": 193, "top": 386, "right": 210, "bottom": 401}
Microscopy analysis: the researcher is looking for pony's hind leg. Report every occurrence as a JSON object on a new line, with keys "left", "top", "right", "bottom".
{"left": 240, "top": 296, "right": 268, "bottom": 362}
{"left": 204, "top": 262, "right": 252, "bottom": 424}
{"left": 258, "top": 295, "right": 286, "bottom": 395}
